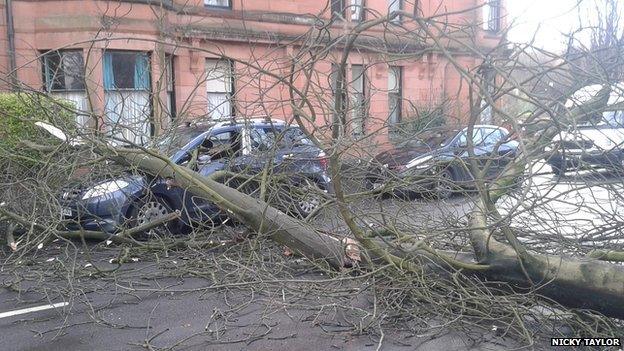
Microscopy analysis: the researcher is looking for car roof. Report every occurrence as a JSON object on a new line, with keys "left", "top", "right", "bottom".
{"left": 174, "top": 117, "right": 287, "bottom": 133}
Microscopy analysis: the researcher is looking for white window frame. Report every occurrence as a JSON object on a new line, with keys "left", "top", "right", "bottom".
{"left": 206, "top": 58, "right": 234, "bottom": 120}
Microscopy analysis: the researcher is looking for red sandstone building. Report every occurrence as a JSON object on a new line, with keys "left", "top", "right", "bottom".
{"left": 0, "top": 0, "right": 505, "bottom": 144}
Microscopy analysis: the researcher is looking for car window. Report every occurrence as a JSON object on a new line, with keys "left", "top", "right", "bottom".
{"left": 482, "top": 128, "right": 504, "bottom": 146}
{"left": 280, "top": 127, "right": 313, "bottom": 146}
{"left": 603, "top": 110, "right": 624, "bottom": 127}
{"left": 457, "top": 129, "right": 484, "bottom": 146}
{"left": 250, "top": 128, "right": 276, "bottom": 151}
{"left": 155, "top": 129, "right": 204, "bottom": 155}
{"left": 200, "top": 129, "right": 242, "bottom": 160}
{"left": 250, "top": 126, "right": 313, "bottom": 151}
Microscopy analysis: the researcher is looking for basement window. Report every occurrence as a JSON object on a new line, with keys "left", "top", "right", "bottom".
{"left": 204, "top": 0, "right": 231, "bottom": 9}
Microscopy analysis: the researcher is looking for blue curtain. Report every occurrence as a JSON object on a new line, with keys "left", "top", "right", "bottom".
{"left": 134, "top": 53, "right": 150, "bottom": 90}
{"left": 103, "top": 52, "right": 115, "bottom": 90}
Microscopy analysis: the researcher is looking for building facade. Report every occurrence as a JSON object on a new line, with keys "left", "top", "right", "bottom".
{"left": 0, "top": 0, "right": 505, "bottom": 145}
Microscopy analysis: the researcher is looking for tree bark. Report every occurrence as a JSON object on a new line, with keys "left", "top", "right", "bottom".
{"left": 469, "top": 210, "right": 624, "bottom": 319}
{"left": 113, "top": 149, "right": 350, "bottom": 270}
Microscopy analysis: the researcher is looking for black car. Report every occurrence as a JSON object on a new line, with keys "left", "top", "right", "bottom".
{"left": 366, "top": 125, "right": 519, "bottom": 198}
{"left": 59, "top": 118, "right": 332, "bottom": 234}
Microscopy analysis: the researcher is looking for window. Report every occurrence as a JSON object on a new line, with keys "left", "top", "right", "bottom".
{"left": 603, "top": 110, "right": 624, "bottom": 127}
{"left": 480, "top": 66, "right": 496, "bottom": 123}
{"left": 331, "top": 0, "right": 345, "bottom": 21}
{"left": 206, "top": 59, "right": 234, "bottom": 120}
{"left": 104, "top": 51, "right": 151, "bottom": 91}
{"left": 388, "top": 66, "right": 402, "bottom": 126}
{"left": 251, "top": 127, "right": 313, "bottom": 151}
{"left": 330, "top": 63, "right": 347, "bottom": 120}
{"left": 350, "top": 0, "right": 364, "bottom": 22}
{"left": 165, "top": 55, "right": 176, "bottom": 120}
{"left": 204, "top": 130, "right": 241, "bottom": 160}
{"left": 483, "top": 0, "right": 501, "bottom": 32}
{"left": 43, "top": 51, "right": 85, "bottom": 91}
{"left": 204, "top": 0, "right": 231, "bottom": 8}
{"left": 388, "top": 0, "right": 402, "bottom": 23}
{"left": 42, "top": 50, "right": 89, "bottom": 128}
{"left": 103, "top": 51, "right": 152, "bottom": 144}
{"left": 351, "top": 64, "right": 366, "bottom": 135}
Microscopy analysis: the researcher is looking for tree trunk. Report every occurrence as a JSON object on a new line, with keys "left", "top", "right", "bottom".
{"left": 469, "top": 211, "right": 624, "bottom": 319}
{"left": 114, "top": 148, "right": 624, "bottom": 318}
{"left": 114, "top": 149, "right": 350, "bottom": 270}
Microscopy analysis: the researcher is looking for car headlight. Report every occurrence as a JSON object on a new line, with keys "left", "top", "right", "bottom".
{"left": 405, "top": 155, "right": 433, "bottom": 170}
{"left": 82, "top": 180, "right": 130, "bottom": 200}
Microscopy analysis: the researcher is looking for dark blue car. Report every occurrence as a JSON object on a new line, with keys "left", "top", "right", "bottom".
{"left": 366, "top": 125, "right": 519, "bottom": 198}
{"left": 59, "top": 118, "right": 332, "bottom": 235}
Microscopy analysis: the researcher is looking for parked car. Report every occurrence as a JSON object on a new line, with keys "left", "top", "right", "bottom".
{"left": 58, "top": 118, "right": 332, "bottom": 235}
{"left": 365, "top": 125, "right": 519, "bottom": 198}
{"left": 546, "top": 83, "right": 624, "bottom": 176}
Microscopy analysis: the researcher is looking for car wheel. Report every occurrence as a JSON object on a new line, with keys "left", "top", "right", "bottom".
{"left": 434, "top": 169, "right": 454, "bottom": 199}
{"left": 294, "top": 179, "right": 324, "bottom": 218}
{"left": 128, "top": 195, "right": 178, "bottom": 238}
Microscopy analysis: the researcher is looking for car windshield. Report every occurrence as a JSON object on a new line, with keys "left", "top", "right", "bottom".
{"left": 403, "top": 129, "right": 458, "bottom": 148}
{"left": 602, "top": 110, "right": 624, "bottom": 127}
{"left": 154, "top": 129, "right": 205, "bottom": 155}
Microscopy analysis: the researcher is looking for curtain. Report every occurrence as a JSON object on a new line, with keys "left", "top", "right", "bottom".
{"left": 105, "top": 91, "right": 151, "bottom": 145}
{"left": 52, "top": 91, "right": 90, "bottom": 129}
{"left": 134, "top": 53, "right": 150, "bottom": 90}
{"left": 103, "top": 53, "right": 115, "bottom": 90}
{"left": 207, "top": 92, "right": 231, "bottom": 119}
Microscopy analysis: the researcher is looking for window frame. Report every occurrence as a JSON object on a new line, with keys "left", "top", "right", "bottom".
{"left": 350, "top": 0, "right": 365, "bottom": 22}
{"left": 41, "top": 50, "right": 86, "bottom": 93}
{"left": 103, "top": 50, "right": 152, "bottom": 92}
{"left": 165, "top": 54, "right": 176, "bottom": 120}
{"left": 483, "top": 0, "right": 501, "bottom": 33}
{"left": 388, "top": 0, "right": 402, "bottom": 24}
{"left": 331, "top": 63, "right": 348, "bottom": 120}
{"left": 388, "top": 66, "right": 402, "bottom": 126}
{"left": 331, "top": 0, "right": 346, "bottom": 21}
{"left": 204, "top": 0, "right": 231, "bottom": 9}
{"left": 206, "top": 58, "right": 235, "bottom": 119}
{"left": 351, "top": 64, "right": 367, "bottom": 135}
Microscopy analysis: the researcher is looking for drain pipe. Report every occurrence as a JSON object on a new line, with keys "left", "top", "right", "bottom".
{"left": 5, "top": 0, "right": 17, "bottom": 90}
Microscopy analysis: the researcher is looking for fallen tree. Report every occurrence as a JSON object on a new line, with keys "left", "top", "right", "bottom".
{"left": 101, "top": 143, "right": 624, "bottom": 319}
